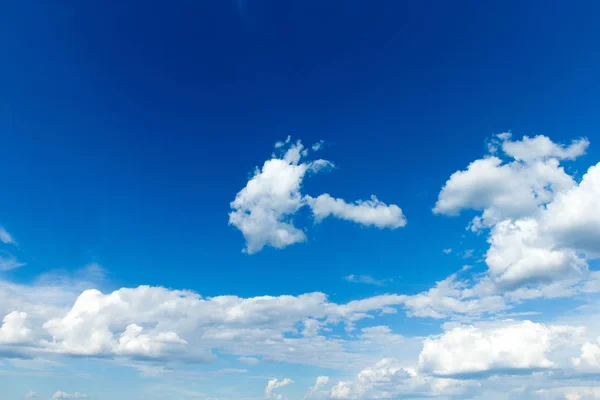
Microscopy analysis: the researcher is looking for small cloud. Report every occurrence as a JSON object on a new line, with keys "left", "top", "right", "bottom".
{"left": 442, "top": 248, "right": 453, "bottom": 254}
{"left": 274, "top": 135, "right": 291, "bottom": 148}
{"left": 26, "top": 391, "right": 37, "bottom": 399}
{"left": 344, "top": 275, "right": 387, "bottom": 286}
{"left": 0, "top": 254, "right": 25, "bottom": 271}
{"left": 312, "top": 140, "right": 324, "bottom": 151}
{"left": 462, "top": 249, "right": 474, "bottom": 259}
{"left": 265, "top": 378, "right": 293, "bottom": 399}
{"left": 52, "top": 392, "right": 88, "bottom": 400}
{"left": 0, "top": 227, "right": 16, "bottom": 245}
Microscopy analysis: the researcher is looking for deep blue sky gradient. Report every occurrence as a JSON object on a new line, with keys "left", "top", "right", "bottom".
{"left": 1, "top": 0, "right": 599, "bottom": 303}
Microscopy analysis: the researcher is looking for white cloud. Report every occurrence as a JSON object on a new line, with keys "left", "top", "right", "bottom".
{"left": 51, "top": 392, "right": 88, "bottom": 399}
{"left": 265, "top": 378, "right": 293, "bottom": 399}
{"left": 401, "top": 273, "right": 506, "bottom": 319}
{"left": 501, "top": 134, "right": 589, "bottom": 162}
{"left": 418, "top": 320, "right": 582, "bottom": 376}
{"left": 434, "top": 134, "right": 600, "bottom": 291}
{"left": 0, "top": 226, "right": 16, "bottom": 245}
{"left": 307, "top": 194, "right": 406, "bottom": 229}
{"left": 25, "top": 390, "right": 37, "bottom": 399}
{"left": 485, "top": 219, "right": 585, "bottom": 288}
{"left": 343, "top": 275, "right": 386, "bottom": 286}
{"left": 573, "top": 337, "right": 600, "bottom": 368}
{"left": 0, "top": 311, "right": 32, "bottom": 345}
{"left": 0, "top": 279, "right": 425, "bottom": 370}
{"left": 312, "top": 140, "right": 325, "bottom": 151}
{"left": 543, "top": 163, "right": 600, "bottom": 256}
{"left": 230, "top": 138, "right": 405, "bottom": 253}
{"left": 304, "top": 376, "right": 329, "bottom": 399}
{"left": 329, "top": 358, "right": 474, "bottom": 399}
{"left": 0, "top": 254, "right": 25, "bottom": 271}
{"left": 442, "top": 248, "right": 453, "bottom": 254}
{"left": 229, "top": 140, "right": 315, "bottom": 253}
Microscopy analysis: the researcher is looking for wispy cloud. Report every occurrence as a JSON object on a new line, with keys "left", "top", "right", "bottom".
{"left": 442, "top": 248, "right": 453, "bottom": 254}
{"left": 344, "top": 274, "right": 387, "bottom": 286}
{"left": 0, "top": 254, "right": 25, "bottom": 271}
{"left": 0, "top": 227, "right": 16, "bottom": 245}
{"left": 462, "top": 249, "right": 474, "bottom": 259}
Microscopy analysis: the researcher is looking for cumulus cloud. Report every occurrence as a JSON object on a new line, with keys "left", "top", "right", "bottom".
{"left": 573, "top": 337, "right": 600, "bottom": 368}
{"left": 418, "top": 320, "right": 582, "bottom": 376}
{"left": 304, "top": 376, "right": 329, "bottom": 399}
{"left": 265, "top": 378, "right": 293, "bottom": 399}
{"left": 434, "top": 133, "right": 600, "bottom": 291}
{"left": 52, "top": 392, "right": 88, "bottom": 399}
{"left": 401, "top": 273, "right": 506, "bottom": 319}
{"left": 0, "top": 311, "right": 32, "bottom": 344}
{"left": 433, "top": 135, "right": 580, "bottom": 225}
{"left": 0, "top": 279, "right": 426, "bottom": 370}
{"left": 0, "top": 226, "right": 16, "bottom": 245}
{"left": 307, "top": 194, "right": 406, "bottom": 229}
{"left": 230, "top": 138, "right": 405, "bottom": 253}
{"left": 501, "top": 134, "right": 589, "bottom": 162}
{"left": 329, "top": 358, "right": 474, "bottom": 399}
{"left": 229, "top": 140, "right": 315, "bottom": 253}
{"left": 543, "top": 163, "right": 600, "bottom": 256}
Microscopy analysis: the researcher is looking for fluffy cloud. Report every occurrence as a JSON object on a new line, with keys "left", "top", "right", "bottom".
{"left": 543, "top": 163, "right": 600, "bottom": 256}
{"left": 230, "top": 138, "right": 405, "bottom": 253}
{"left": 434, "top": 133, "right": 600, "bottom": 291}
{"left": 307, "top": 194, "right": 406, "bottom": 229}
{"left": 265, "top": 378, "right": 293, "bottom": 399}
{"left": 229, "top": 140, "right": 316, "bottom": 253}
{"left": 305, "top": 376, "right": 329, "bottom": 399}
{"left": 0, "top": 226, "right": 16, "bottom": 245}
{"left": 0, "top": 311, "right": 32, "bottom": 345}
{"left": 501, "top": 135, "right": 589, "bottom": 162}
{"left": 573, "top": 337, "right": 600, "bottom": 368}
{"left": 485, "top": 219, "right": 585, "bottom": 288}
{"left": 433, "top": 134, "right": 581, "bottom": 226}
{"left": 401, "top": 273, "right": 506, "bottom": 319}
{"left": 51, "top": 392, "right": 88, "bottom": 399}
{"left": 329, "top": 358, "right": 474, "bottom": 399}
{"left": 418, "top": 320, "right": 582, "bottom": 376}
{"left": 0, "top": 281, "right": 423, "bottom": 369}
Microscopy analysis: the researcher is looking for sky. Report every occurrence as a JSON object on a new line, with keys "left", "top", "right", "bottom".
{"left": 1, "top": 1, "right": 600, "bottom": 399}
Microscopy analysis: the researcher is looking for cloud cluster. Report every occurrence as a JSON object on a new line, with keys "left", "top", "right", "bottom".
{"left": 418, "top": 320, "right": 582, "bottom": 376}
{"left": 265, "top": 378, "right": 293, "bottom": 399}
{"left": 230, "top": 138, "right": 405, "bottom": 253}
{"left": 435, "top": 133, "right": 599, "bottom": 291}
{"left": 329, "top": 358, "right": 475, "bottom": 399}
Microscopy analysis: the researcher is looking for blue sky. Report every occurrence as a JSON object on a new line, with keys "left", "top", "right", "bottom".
{"left": 1, "top": 1, "right": 600, "bottom": 400}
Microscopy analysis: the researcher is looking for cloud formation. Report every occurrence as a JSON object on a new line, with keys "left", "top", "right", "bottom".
{"left": 230, "top": 138, "right": 405, "bottom": 253}
{"left": 0, "top": 226, "right": 16, "bottom": 245}
{"left": 265, "top": 378, "right": 293, "bottom": 399}
{"left": 418, "top": 320, "right": 581, "bottom": 376}
{"left": 52, "top": 392, "right": 88, "bottom": 399}
{"left": 434, "top": 133, "right": 600, "bottom": 291}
